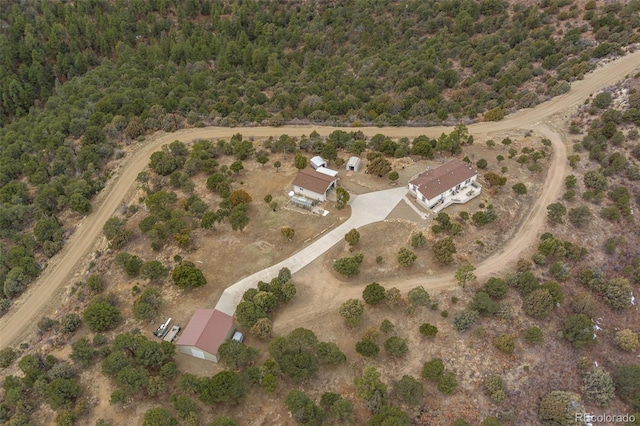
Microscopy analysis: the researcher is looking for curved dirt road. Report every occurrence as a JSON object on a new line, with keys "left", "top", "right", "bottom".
{"left": 1, "top": 50, "right": 640, "bottom": 349}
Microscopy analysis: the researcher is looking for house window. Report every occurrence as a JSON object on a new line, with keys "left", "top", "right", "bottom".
{"left": 421, "top": 196, "right": 426, "bottom": 202}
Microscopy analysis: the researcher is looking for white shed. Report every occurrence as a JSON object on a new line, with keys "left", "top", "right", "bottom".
{"left": 316, "top": 166, "right": 339, "bottom": 177}
{"left": 346, "top": 156, "right": 362, "bottom": 172}
{"left": 310, "top": 156, "right": 327, "bottom": 169}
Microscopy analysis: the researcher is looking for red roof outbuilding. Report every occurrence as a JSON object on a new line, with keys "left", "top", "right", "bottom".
{"left": 176, "top": 309, "right": 235, "bottom": 357}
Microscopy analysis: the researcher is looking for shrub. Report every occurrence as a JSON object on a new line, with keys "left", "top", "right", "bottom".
{"left": 60, "top": 314, "right": 82, "bottom": 334}
{"left": 380, "top": 320, "right": 395, "bottom": 334}
{"left": 523, "top": 289, "right": 554, "bottom": 318}
{"left": 422, "top": 358, "right": 445, "bottom": 381}
{"left": 613, "top": 364, "right": 640, "bottom": 410}
{"left": 133, "top": 288, "right": 162, "bottom": 320}
{"left": 410, "top": 232, "right": 427, "bottom": 248}
{"left": 481, "top": 417, "right": 502, "bottom": 426}
{"left": 493, "top": 335, "right": 514, "bottom": 354}
{"left": 384, "top": 336, "right": 408, "bottom": 357}
{"left": 437, "top": 371, "right": 458, "bottom": 394}
{"left": 333, "top": 256, "right": 361, "bottom": 277}
{"left": 563, "top": 314, "right": 595, "bottom": 348}
{"left": 385, "top": 287, "right": 403, "bottom": 309}
{"left": 568, "top": 206, "right": 592, "bottom": 228}
{"left": 538, "top": 391, "right": 584, "bottom": 425}
{"left": 512, "top": 183, "right": 527, "bottom": 195}
{"left": 86, "top": 274, "right": 105, "bottom": 293}
{"left": 484, "top": 375, "right": 505, "bottom": 403}
{"left": 38, "top": 317, "right": 59, "bottom": 332}
{"left": 581, "top": 366, "right": 614, "bottom": 407}
{"left": 344, "top": 229, "right": 360, "bottom": 246}
{"left": 433, "top": 237, "right": 457, "bottom": 265}
{"left": 614, "top": 329, "right": 639, "bottom": 352}
{"left": 477, "top": 159, "right": 488, "bottom": 169}
{"left": 281, "top": 227, "right": 295, "bottom": 241}
{"left": 356, "top": 339, "right": 380, "bottom": 358}
{"left": 453, "top": 310, "right": 479, "bottom": 331}
{"left": 0, "top": 347, "right": 17, "bottom": 369}
{"left": 249, "top": 318, "right": 273, "bottom": 340}
{"left": 419, "top": 323, "right": 438, "bottom": 337}
{"left": 393, "top": 375, "right": 423, "bottom": 406}
{"left": 172, "top": 262, "right": 206, "bottom": 289}
{"left": 484, "top": 277, "right": 508, "bottom": 299}
{"left": 317, "top": 342, "right": 346, "bottom": 365}
{"left": 570, "top": 292, "right": 599, "bottom": 317}
{"left": 542, "top": 281, "right": 564, "bottom": 305}
{"left": 604, "top": 278, "right": 633, "bottom": 310}
{"left": 363, "top": 282, "right": 386, "bottom": 305}
{"left": 524, "top": 327, "right": 543, "bottom": 345}
{"left": 83, "top": 296, "right": 121, "bottom": 332}
{"left": 398, "top": 248, "right": 417, "bottom": 267}
{"left": 407, "top": 286, "right": 430, "bottom": 307}
{"left": 484, "top": 107, "right": 506, "bottom": 121}
{"left": 339, "top": 299, "right": 364, "bottom": 328}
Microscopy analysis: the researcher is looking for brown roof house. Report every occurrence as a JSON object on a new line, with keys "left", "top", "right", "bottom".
{"left": 176, "top": 309, "right": 235, "bottom": 362}
{"left": 408, "top": 159, "right": 481, "bottom": 212}
{"left": 292, "top": 167, "right": 338, "bottom": 201}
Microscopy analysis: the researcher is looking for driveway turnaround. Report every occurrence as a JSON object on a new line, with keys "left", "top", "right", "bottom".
{"left": 213, "top": 187, "right": 408, "bottom": 315}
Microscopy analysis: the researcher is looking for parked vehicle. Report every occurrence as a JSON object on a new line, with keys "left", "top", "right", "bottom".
{"left": 163, "top": 325, "right": 181, "bottom": 342}
{"left": 232, "top": 331, "right": 244, "bottom": 343}
{"left": 154, "top": 318, "right": 171, "bottom": 338}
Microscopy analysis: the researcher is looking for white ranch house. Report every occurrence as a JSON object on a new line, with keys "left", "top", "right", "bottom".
{"left": 408, "top": 159, "right": 481, "bottom": 212}
{"left": 292, "top": 167, "right": 339, "bottom": 201}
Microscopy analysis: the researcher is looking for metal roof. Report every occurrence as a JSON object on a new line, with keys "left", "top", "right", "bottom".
{"left": 176, "top": 309, "right": 235, "bottom": 356}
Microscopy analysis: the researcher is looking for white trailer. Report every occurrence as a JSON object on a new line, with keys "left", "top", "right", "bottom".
{"left": 163, "top": 325, "right": 181, "bottom": 342}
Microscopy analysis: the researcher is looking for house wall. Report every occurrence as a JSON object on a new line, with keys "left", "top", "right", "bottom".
{"left": 293, "top": 185, "right": 326, "bottom": 201}
{"left": 178, "top": 345, "right": 218, "bottom": 362}
{"left": 177, "top": 326, "right": 236, "bottom": 363}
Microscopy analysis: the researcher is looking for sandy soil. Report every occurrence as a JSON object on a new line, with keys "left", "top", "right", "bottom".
{"left": 2, "top": 49, "right": 640, "bottom": 351}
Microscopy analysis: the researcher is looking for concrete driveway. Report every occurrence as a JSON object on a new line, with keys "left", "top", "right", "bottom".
{"left": 214, "top": 186, "right": 408, "bottom": 315}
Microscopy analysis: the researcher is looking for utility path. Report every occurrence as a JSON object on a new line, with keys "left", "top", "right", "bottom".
{"left": 1, "top": 50, "right": 640, "bottom": 349}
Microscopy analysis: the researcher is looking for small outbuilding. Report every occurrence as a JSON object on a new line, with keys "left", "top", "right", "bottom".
{"left": 346, "top": 156, "right": 362, "bottom": 172}
{"left": 176, "top": 309, "right": 235, "bottom": 362}
{"left": 292, "top": 167, "right": 339, "bottom": 201}
{"left": 310, "top": 156, "right": 327, "bottom": 169}
{"left": 316, "top": 166, "right": 339, "bottom": 178}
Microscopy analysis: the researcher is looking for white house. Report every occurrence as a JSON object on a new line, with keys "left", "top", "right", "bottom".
{"left": 176, "top": 309, "right": 235, "bottom": 362}
{"left": 310, "top": 156, "right": 327, "bottom": 169}
{"left": 346, "top": 156, "right": 362, "bottom": 172}
{"left": 292, "top": 167, "right": 339, "bottom": 201}
{"left": 408, "top": 159, "right": 480, "bottom": 210}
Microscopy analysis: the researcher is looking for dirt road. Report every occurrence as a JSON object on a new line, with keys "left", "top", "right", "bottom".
{"left": 1, "top": 50, "right": 639, "bottom": 350}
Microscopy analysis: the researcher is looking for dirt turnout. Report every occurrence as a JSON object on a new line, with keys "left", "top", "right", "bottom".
{"left": 2, "top": 50, "right": 640, "bottom": 350}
